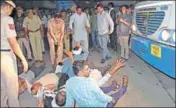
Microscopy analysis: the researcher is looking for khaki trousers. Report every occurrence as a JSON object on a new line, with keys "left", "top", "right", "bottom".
{"left": 48, "top": 36, "right": 63, "bottom": 65}
{"left": 119, "top": 36, "right": 129, "bottom": 59}
{"left": 29, "top": 31, "right": 43, "bottom": 61}
{"left": 64, "top": 33, "right": 70, "bottom": 51}
{"left": 1, "top": 52, "right": 21, "bottom": 107}
{"left": 17, "top": 38, "right": 32, "bottom": 59}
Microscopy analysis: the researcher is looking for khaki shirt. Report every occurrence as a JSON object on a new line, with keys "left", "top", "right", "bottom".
{"left": 1, "top": 13, "right": 17, "bottom": 50}
{"left": 47, "top": 18, "right": 65, "bottom": 39}
{"left": 23, "top": 15, "right": 42, "bottom": 31}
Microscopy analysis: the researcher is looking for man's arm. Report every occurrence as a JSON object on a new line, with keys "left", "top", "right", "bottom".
{"left": 69, "top": 14, "right": 75, "bottom": 31}
{"left": 98, "top": 58, "right": 126, "bottom": 86}
{"left": 106, "top": 13, "right": 114, "bottom": 34}
{"left": 118, "top": 16, "right": 132, "bottom": 27}
{"left": 60, "top": 21, "right": 65, "bottom": 43}
{"left": 64, "top": 88, "right": 74, "bottom": 107}
{"left": 48, "top": 20, "right": 57, "bottom": 42}
{"left": 7, "top": 18, "right": 28, "bottom": 72}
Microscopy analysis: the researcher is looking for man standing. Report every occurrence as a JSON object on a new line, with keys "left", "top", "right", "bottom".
{"left": 47, "top": 13, "right": 65, "bottom": 68}
{"left": 69, "top": 6, "right": 90, "bottom": 54}
{"left": 108, "top": 2, "right": 118, "bottom": 51}
{"left": 117, "top": 5, "right": 132, "bottom": 60}
{"left": 14, "top": 7, "right": 32, "bottom": 62}
{"left": 1, "top": 0, "right": 28, "bottom": 107}
{"left": 23, "top": 9, "right": 44, "bottom": 67}
{"left": 90, "top": 8, "right": 99, "bottom": 50}
{"left": 96, "top": 4, "right": 114, "bottom": 63}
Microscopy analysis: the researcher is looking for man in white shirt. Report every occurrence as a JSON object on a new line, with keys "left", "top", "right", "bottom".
{"left": 69, "top": 6, "right": 90, "bottom": 54}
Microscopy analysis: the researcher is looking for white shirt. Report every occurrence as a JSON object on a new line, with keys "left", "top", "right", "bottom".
{"left": 89, "top": 69, "right": 112, "bottom": 86}
{"left": 42, "top": 15, "right": 48, "bottom": 28}
{"left": 69, "top": 12, "right": 90, "bottom": 41}
{"left": 1, "top": 13, "right": 17, "bottom": 50}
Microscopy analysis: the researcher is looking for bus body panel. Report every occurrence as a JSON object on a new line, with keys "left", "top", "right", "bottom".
{"left": 131, "top": 36, "right": 175, "bottom": 78}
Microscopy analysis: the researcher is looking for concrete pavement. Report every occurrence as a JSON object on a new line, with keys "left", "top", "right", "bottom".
{"left": 19, "top": 49, "right": 175, "bottom": 107}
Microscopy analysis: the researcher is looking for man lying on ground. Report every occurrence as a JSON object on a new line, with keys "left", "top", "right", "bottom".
{"left": 43, "top": 58, "right": 126, "bottom": 107}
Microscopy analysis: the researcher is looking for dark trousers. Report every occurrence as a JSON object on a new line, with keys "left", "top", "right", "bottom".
{"left": 109, "top": 26, "right": 118, "bottom": 51}
{"left": 100, "top": 84, "right": 127, "bottom": 107}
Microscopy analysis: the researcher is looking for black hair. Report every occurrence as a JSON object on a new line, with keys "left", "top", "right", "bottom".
{"left": 120, "top": 5, "right": 129, "bottom": 12}
{"left": 96, "top": 3, "right": 104, "bottom": 9}
{"left": 54, "top": 13, "right": 62, "bottom": 19}
{"left": 129, "top": 4, "right": 134, "bottom": 9}
{"left": 72, "top": 61, "right": 86, "bottom": 76}
{"left": 76, "top": 6, "right": 82, "bottom": 10}
{"left": 56, "top": 91, "right": 66, "bottom": 106}
{"left": 108, "top": 2, "right": 114, "bottom": 7}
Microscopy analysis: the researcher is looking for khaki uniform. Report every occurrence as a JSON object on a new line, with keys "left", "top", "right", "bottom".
{"left": 14, "top": 16, "right": 32, "bottom": 59}
{"left": 47, "top": 18, "right": 65, "bottom": 65}
{"left": 63, "top": 16, "right": 70, "bottom": 51}
{"left": 1, "top": 13, "right": 21, "bottom": 107}
{"left": 23, "top": 15, "right": 43, "bottom": 61}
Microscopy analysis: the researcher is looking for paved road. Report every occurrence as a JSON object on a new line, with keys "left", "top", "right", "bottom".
{"left": 19, "top": 49, "right": 175, "bottom": 107}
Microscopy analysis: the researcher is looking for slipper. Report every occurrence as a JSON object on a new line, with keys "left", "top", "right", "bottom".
{"left": 122, "top": 75, "right": 128, "bottom": 87}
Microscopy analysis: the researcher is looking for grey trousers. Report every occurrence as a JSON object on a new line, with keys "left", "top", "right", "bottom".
{"left": 1, "top": 52, "right": 21, "bottom": 107}
{"left": 98, "top": 35, "right": 111, "bottom": 60}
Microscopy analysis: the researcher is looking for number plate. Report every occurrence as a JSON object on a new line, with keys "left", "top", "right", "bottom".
{"left": 151, "top": 44, "right": 161, "bottom": 58}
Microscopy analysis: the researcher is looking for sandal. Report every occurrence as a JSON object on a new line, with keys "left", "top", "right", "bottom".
{"left": 122, "top": 75, "right": 128, "bottom": 87}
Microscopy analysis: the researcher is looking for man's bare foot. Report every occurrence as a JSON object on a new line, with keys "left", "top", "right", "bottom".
{"left": 112, "top": 80, "right": 120, "bottom": 90}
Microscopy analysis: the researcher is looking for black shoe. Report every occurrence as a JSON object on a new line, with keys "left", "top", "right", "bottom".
{"left": 101, "top": 59, "right": 106, "bottom": 63}
{"left": 106, "top": 56, "right": 112, "bottom": 60}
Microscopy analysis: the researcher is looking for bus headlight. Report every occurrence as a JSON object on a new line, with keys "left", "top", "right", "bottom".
{"left": 173, "top": 32, "right": 175, "bottom": 42}
{"left": 161, "top": 30, "right": 171, "bottom": 41}
{"left": 132, "top": 24, "right": 137, "bottom": 32}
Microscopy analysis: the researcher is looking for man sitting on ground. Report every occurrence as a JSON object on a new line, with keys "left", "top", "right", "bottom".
{"left": 64, "top": 59, "right": 129, "bottom": 107}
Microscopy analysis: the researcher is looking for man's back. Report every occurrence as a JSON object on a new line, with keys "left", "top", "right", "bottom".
{"left": 65, "top": 77, "right": 112, "bottom": 107}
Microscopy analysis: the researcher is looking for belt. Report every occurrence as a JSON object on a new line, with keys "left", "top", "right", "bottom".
{"left": 28, "top": 28, "right": 40, "bottom": 33}
{"left": 0, "top": 49, "right": 11, "bottom": 52}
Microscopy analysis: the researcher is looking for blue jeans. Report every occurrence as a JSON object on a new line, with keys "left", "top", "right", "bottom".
{"left": 61, "top": 52, "right": 89, "bottom": 78}
{"left": 98, "top": 35, "right": 111, "bottom": 60}
{"left": 91, "top": 30, "right": 99, "bottom": 48}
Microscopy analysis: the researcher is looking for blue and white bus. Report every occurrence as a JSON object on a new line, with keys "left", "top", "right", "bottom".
{"left": 131, "top": 1, "right": 175, "bottom": 78}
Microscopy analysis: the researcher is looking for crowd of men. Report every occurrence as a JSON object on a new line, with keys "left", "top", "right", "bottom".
{"left": 1, "top": 0, "right": 134, "bottom": 107}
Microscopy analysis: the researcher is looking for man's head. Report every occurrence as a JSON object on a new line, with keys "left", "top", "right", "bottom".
{"left": 76, "top": 6, "right": 82, "bottom": 15}
{"left": 16, "top": 6, "right": 23, "bottom": 18}
{"left": 127, "top": 4, "right": 134, "bottom": 15}
{"left": 60, "top": 9, "right": 67, "bottom": 19}
{"left": 108, "top": 2, "right": 114, "bottom": 9}
{"left": 1, "top": 0, "right": 16, "bottom": 15}
{"left": 32, "top": 7, "right": 39, "bottom": 15}
{"left": 31, "top": 82, "right": 42, "bottom": 95}
{"left": 83, "top": 7, "right": 88, "bottom": 14}
{"left": 54, "top": 13, "right": 62, "bottom": 23}
{"left": 96, "top": 3, "right": 104, "bottom": 14}
{"left": 18, "top": 77, "right": 28, "bottom": 94}
{"left": 73, "top": 61, "right": 90, "bottom": 77}
{"left": 27, "top": 9, "right": 33, "bottom": 19}
{"left": 55, "top": 90, "right": 66, "bottom": 106}
{"left": 120, "top": 5, "right": 129, "bottom": 15}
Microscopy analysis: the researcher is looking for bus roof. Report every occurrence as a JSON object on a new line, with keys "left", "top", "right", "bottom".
{"left": 135, "top": 1, "right": 174, "bottom": 9}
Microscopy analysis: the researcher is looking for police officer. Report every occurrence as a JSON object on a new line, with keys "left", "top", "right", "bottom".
{"left": 1, "top": 0, "right": 28, "bottom": 107}
{"left": 14, "top": 7, "right": 32, "bottom": 61}
{"left": 23, "top": 9, "right": 44, "bottom": 67}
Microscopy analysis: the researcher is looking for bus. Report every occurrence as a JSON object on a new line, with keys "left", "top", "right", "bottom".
{"left": 131, "top": 1, "right": 175, "bottom": 78}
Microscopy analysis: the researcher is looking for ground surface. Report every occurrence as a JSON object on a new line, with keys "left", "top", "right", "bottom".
{"left": 19, "top": 48, "right": 175, "bottom": 107}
